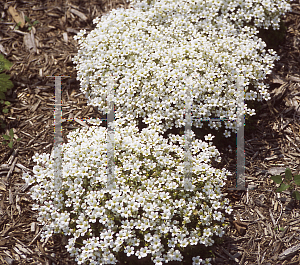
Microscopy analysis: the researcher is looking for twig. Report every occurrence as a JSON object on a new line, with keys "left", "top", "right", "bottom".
{"left": 5, "top": 156, "right": 18, "bottom": 183}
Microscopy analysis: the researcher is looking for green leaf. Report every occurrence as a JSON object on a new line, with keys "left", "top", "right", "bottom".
{"left": 2, "top": 108, "right": 8, "bottom": 114}
{"left": 25, "top": 16, "right": 30, "bottom": 22}
{"left": 0, "top": 73, "right": 14, "bottom": 92}
{"left": 0, "top": 92, "right": 5, "bottom": 100}
{"left": 9, "top": 129, "right": 14, "bottom": 138}
{"left": 33, "top": 20, "right": 39, "bottom": 26}
{"left": 14, "top": 22, "right": 21, "bottom": 30}
{"left": 276, "top": 183, "right": 290, "bottom": 192}
{"left": 279, "top": 227, "right": 285, "bottom": 231}
{"left": 16, "top": 138, "right": 21, "bottom": 141}
{"left": 270, "top": 175, "right": 283, "bottom": 184}
{"left": 0, "top": 54, "right": 13, "bottom": 71}
{"left": 293, "top": 175, "right": 300, "bottom": 186}
{"left": 28, "top": 27, "right": 32, "bottom": 31}
{"left": 4, "top": 101, "right": 11, "bottom": 106}
{"left": 292, "top": 190, "right": 300, "bottom": 201}
{"left": 8, "top": 141, "right": 13, "bottom": 148}
{"left": 285, "top": 168, "right": 293, "bottom": 181}
{"left": 2, "top": 135, "right": 10, "bottom": 140}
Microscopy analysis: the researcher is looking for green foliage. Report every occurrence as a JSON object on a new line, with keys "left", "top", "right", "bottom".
{"left": 25, "top": 15, "right": 39, "bottom": 31}
{"left": 14, "top": 22, "right": 21, "bottom": 30}
{"left": 15, "top": 16, "right": 39, "bottom": 31}
{"left": 270, "top": 168, "right": 300, "bottom": 201}
{"left": 0, "top": 54, "right": 14, "bottom": 132}
{"left": 274, "top": 226, "right": 285, "bottom": 232}
{"left": 2, "top": 128, "right": 21, "bottom": 149}
{"left": 0, "top": 100, "right": 10, "bottom": 114}
{"left": 0, "top": 54, "right": 13, "bottom": 100}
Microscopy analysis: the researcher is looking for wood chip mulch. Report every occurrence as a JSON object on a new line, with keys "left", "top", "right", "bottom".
{"left": 0, "top": 0, "right": 300, "bottom": 264}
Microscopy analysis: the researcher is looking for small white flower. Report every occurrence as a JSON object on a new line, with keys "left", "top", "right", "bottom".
{"left": 204, "top": 134, "right": 215, "bottom": 141}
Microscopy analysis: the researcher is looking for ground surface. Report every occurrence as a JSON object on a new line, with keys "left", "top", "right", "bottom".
{"left": 0, "top": 0, "right": 300, "bottom": 264}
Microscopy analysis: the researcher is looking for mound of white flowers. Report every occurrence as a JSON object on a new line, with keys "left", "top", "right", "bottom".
{"left": 72, "top": 0, "right": 290, "bottom": 138}
{"left": 23, "top": 0, "right": 292, "bottom": 264}
{"left": 130, "top": 0, "right": 290, "bottom": 31}
{"left": 23, "top": 118, "right": 233, "bottom": 265}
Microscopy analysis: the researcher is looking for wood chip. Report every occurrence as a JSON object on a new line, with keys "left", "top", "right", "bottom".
{"left": 278, "top": 243, "right": 300, "bottom": 260}
{"left": 8, "top": 6, "right": 25, "bottom": 28}
{"left": 69, "top": 8, "right": 88, "bottom": 21}
{"left": 23, "top": 31, "right": 37, "bottom": 54}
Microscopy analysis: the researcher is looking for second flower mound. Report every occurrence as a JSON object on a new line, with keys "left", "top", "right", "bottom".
{"left": 23, "top": 120, "right": 233, "bottom": 265}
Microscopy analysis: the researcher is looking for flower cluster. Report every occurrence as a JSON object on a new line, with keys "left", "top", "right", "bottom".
{"left": 72, "top": 0, "right": 290, "bottom": 138}
{"left": 23, "top": 0, "right": 291, "bottom": 265}
{"left": 130, "top": 0, "right": 291, "bottom": 30}
{"left": 23, "top": 118, "right": 232, "bottom": 265}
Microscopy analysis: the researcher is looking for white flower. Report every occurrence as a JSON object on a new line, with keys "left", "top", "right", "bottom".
{"left": 204, "top": 134, "right": 215, "bottom": 141}
{"left": 124, "top": 246, "right": 135, "bottom": 257}
{"left": 192, "top": 256, "right": 203, "bottom": 265}
{"left": 223, "top": 130, "right": 231, "bottom": 138}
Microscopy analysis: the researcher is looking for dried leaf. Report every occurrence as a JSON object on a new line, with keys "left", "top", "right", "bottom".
{"left": 8, "top": 6, "right": 25, "bottom": 28}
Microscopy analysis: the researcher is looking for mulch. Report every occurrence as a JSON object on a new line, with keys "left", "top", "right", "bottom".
{"left": 0, "top": 0, "right": 300, "bottom": 264}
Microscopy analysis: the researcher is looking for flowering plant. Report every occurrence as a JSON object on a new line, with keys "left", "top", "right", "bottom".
{"left": 130, "top": 0, "right": 291, "bottom": 31}
{"left": 23, "top": 119, "right": 233, "bottom": 265}
{"left": 23, "top": 1, "right": 292, "bottom": 264}
{"left": 72, "top": 0, "right": 290, "bottom": 138}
